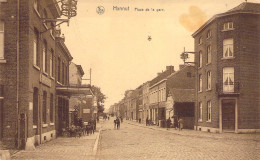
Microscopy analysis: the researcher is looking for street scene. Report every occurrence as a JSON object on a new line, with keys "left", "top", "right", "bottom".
{"left": 0, "top": 0, "right": 260, "bottom": 159}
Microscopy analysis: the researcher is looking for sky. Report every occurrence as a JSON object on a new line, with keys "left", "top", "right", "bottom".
{"left": 61, "top": 0, "right": 259, "bottom": 111}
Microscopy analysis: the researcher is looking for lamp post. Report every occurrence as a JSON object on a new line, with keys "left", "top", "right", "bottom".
{"left": 180, "top": 47, "right": 199, "bottom": 130}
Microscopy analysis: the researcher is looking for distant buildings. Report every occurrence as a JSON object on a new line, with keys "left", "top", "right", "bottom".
{"left": 109, "top": 2, "right": 260, "bottom": 133}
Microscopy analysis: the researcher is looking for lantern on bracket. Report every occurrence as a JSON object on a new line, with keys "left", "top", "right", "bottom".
{"left": 61, "top": 0, "right": 78, "bottom": 19}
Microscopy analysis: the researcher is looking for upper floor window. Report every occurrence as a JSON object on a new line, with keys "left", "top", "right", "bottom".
{"left": 43, "top": 9, "right": 48, "bottom": 28}
{"left": 199, "top": 36, "right": 202, "bottom": 45}
{"left": 223, "top": 67, "right": 234, "bottom": 92}
{"left": 199, "top": 51, "right": 202, "bottom": 68}
{"left": 33, "top": 28, "right": 39, "bottom": 66}
{"left": 207, "top": 45, "right": 211, "bottom": 64}
{"left": 58, "top": 57, "right": 61, "bottom": 82}
{"left": 207, "top": 71, "right": 211, "bottom": 90}
{"left": 199, "top": 74, "right": 202, "bottom": 92}
{"left": 33, "top": 0, "right": 40, "bottom": 16}
{"left": 0, "top": 21, "right": 4, "bottom": 59}
{"left": 42, "top": 40, "right": 47, "bottom": 73}
{"left": 223, "top": 22, "right": 233, "bottom": 30}
{"left": 207, "top": 30, "right": 211, "bottom": 39}
{"left": 50, "top": 49, "right": 54, "bottom": 77}
{"left": 223, "top": 38, "right": 233, "bottom": 58}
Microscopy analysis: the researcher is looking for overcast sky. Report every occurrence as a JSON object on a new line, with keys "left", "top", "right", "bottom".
{"left": 61, "top": 0, "right": 258, "bottom": 110}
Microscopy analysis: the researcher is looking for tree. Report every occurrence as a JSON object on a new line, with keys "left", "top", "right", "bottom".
{"left": 91, "top": 85, "right": 106, "bottom": 113}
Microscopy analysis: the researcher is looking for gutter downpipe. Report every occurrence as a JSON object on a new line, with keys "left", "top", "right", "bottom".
{"left": 16, "top": 0, "right": 20, "bottom": 149}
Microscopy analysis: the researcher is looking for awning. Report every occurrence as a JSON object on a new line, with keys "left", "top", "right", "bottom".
{"left": 56, "top": 85, "right": 93, "bottom": 97}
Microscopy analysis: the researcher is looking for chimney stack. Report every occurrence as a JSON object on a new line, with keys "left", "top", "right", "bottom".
{"left": 166, "top": 65, "right": 174, "bottom": 73}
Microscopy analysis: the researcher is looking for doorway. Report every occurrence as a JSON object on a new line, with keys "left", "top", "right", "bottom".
{"left": 222, "top": 99, "right": 235, "bottom": 131}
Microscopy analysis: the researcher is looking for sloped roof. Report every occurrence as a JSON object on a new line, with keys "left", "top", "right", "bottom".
{"left": 227, "top": 2, "right": 260, "bottom": 13}
{"left": 169, "top": 88, "right": 195, "bottom": 103}
{"left": 192, "top": 2, "right": 260, "bottom": 37}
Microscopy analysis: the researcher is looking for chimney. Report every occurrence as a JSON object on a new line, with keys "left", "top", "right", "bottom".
{"left": 166, "top": 65, "right": 174, "bottom": 73}
{"left": 179, "top": 64, "right": 186, "bottom": 70}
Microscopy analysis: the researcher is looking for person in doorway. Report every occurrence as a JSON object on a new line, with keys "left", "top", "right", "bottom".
{"left": 166, "top": 117, "right": 171, "bottom": 130}
{"left": 178, "top": 117, "right": 184, "bottom": 131}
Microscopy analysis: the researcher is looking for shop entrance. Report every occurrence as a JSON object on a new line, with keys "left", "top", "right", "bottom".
{"left": 222, "top": 99, "right": 235, "bottom": 131}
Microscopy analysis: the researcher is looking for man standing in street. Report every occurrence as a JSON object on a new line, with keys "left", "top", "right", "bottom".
{"left": 166, "top": 117, "right": 171, "bottom": 130}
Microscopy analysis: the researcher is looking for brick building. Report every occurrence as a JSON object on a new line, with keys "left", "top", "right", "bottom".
{"left": 0, "top": 0, "right": 91, "bottom": 150}
{"left": 192, "top": 2, "right": 260, "bottom": 133}
{"left": 149, "top": 66, "right": 174, "bottom": 125}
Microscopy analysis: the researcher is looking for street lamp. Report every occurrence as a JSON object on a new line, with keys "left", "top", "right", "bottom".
{"left": 180, "top": 47, "right": 199, "bottom": 130}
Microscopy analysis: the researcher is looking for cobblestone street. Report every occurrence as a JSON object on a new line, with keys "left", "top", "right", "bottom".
{"left": 97, "top": 119, "right": 259, "bottom": 160}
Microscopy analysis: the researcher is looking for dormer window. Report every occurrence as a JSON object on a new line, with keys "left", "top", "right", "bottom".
{"left": 207, "top": 30, "right": 211, "bottom": 39}
{"left": 199, "top": 36, "right": 202, "bottom": 45}
{"left": 223, "top": 22, "right": 234, "bottom": 30}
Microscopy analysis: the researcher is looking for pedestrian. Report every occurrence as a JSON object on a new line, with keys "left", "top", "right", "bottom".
{"left": 146, "top": 117, "right": 149, "bottom": 126}
{"left": 178, "top": 117, "right": 184, "bottom": 131}
{"left": 114, "top": 119, "right": 117, "bottom": 129}
{"left": 120, "top": 116, "right": 123, "bottom": 123}
{"left": 166, "top": 117, "right": 171, "bottom": 130}
{"left": 108, "top": 116, "right": 110, "bottom": 120}
{"left": 173, "top": 115, "right": 178, "bottom": 130}
{"left": 139, "top": 118, "right": 141, "bottom": 123}
{"left": 116, "top": 117, "right": 120, "bottom": 129}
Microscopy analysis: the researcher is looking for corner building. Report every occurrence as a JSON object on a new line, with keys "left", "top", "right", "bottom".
{"left": 193, "top": 2, "right": 260, "bottom": 133}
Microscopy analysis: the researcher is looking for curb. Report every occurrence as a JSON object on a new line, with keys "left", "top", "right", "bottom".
{"left": 125, "top": 121, "right": 259, "bottom": 141}
{"left": 92, "top": 125, "right": 102, "bottom": 156}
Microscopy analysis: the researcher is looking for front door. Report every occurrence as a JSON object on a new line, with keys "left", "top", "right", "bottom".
{"left": 222, "top": 99, "right": 235, "bottom": 131}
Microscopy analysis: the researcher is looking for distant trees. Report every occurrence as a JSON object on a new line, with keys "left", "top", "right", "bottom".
{"left": 91, "top": 85, "right": 106, "bottom": 114}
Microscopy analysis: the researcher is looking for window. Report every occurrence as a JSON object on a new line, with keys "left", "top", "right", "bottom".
{"left": 33, "top": 87, "right": 38, "bottom": 125}
{"left": 223, "top": 22, "right": 233, "bottom": 30}
{"left": 207, "top": 101, "right": 211, "bottom": 122}
{"left": 207, "top": 30, "right": 211, "bottom": 39}
{"left": 42, "top": 40, "right": 47, "bottom": 73}
{"left": 43, "top": 9, "right": 48, "bottom": 28}
{"left": 223, "top": 39, "right": 233, "bottom": 58}
{"left": 50, "top": 49, "right": 54, "bottom": 77}
{"left": 199, "top": 74, "right": 202, "bottom": 92}
{"left": 33, "top": 0, "right": 40, "bottom": 16}
{"left": 207, "top": 45, "right": 211, "bottom": 64}
{"left": 33, "top": 29, "right": 39, "bottom": 66}
{"left": 199, "top": 102, "right": 202, "bottom": 121}
{"left": 0, "top": 21, "right": 4, "bottom": 59}
{"left": 42, "top": 91, "right": 47, "bottom": 124}
{"left": 207, "top": 71, "right": 211, "bottom": 90}
{"left": 199, "top": 51, "right": 202, "bottom": 68}
{"left": 50, "top": 94, "right": 54, "bottom": 123}
{"left": 223, "top": 67, "right": 234, "bottom": 92}
{"left": 58, "top": 57, "right": 61, "bottom": 82}
{"left": 199, "top": 36, "right": 202, "bottom": 45}
{"left": 62, "top": 61, "right": 65, "bottom": 84}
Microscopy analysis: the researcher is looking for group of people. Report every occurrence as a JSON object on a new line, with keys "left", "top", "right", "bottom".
{"left": 114, "top": 117, "right": 122, "bottom": 129}
{"left": 166, "top": 116, "right": 184, "bottom": 131}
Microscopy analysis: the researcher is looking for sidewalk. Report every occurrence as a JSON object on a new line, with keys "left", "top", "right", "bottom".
{"left": 11, "top": 121, "right": 103, "bottom": 160}
{"left": 126, "top": 120, "right": 260, "bottom": 142}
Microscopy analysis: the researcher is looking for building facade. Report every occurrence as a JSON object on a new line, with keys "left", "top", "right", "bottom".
{"left": 192, "top": 2, "right": 260, "bottom": 133}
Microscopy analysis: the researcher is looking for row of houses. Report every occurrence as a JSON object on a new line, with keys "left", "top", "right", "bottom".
{"left": 0, "top": 0, "right": 96, "bottom": 150}
{"left": 109, "top": 2, "right": 260, "bottom": 133}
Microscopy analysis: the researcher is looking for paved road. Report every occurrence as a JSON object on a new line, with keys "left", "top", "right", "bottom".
{"left": 97, "top": 119, "right": 259, "bottom": 160}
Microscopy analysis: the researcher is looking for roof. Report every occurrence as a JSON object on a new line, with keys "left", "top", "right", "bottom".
{"left": 56, "top": 37, "right": 73, "bottom": 61}
{"left": 169, "top": 88, "right": 195, "bottom": 103}
{"left": 150, "top": 68, "right": 174, "bottom": 87}
{"left": 192, "top": 2, "right": 260, "bottom": 37}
